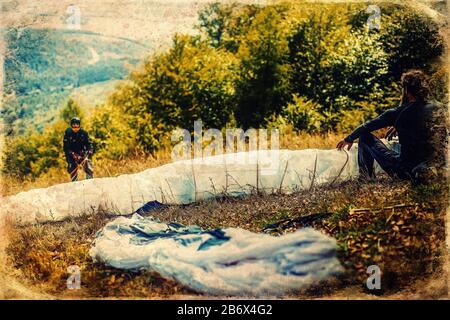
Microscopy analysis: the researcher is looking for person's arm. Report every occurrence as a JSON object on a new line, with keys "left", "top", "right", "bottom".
{"left": 337, "top": 107, "right": 401, "bottom": 151}
{"left": 82, "top": 130, "right": 94, "bottom": 156}
{"left": 344, "top": 108, "right": 400, "bottom": 143}
{"left": 63, "top": 129, "right": 71, "bottom": 160}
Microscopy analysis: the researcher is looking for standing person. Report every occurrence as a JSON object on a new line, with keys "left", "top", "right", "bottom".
{"left": 63, "top": 117, "right": 94, "bottom": 182}
{"left": 336, "top": 70, "right": 447, "bottom": 184}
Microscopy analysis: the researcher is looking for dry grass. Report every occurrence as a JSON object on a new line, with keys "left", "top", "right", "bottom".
{"left": 1, "top": 130, "right": 343, "bottom": 197}
{"left": 1, "top": 148, "right": 173, "bottom": 196}
{"left": 5, "top": 175, "right": 447, "bottom": 299}
{"left": 3, "top": 129, "right": 447, "bottom": 299}
{"left": 5, "top": 210, "right": 193, "bottom": 298}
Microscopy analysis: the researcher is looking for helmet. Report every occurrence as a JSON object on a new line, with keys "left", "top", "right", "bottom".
{"left": 70, "top": 117, "right": 81, "bottom": 127}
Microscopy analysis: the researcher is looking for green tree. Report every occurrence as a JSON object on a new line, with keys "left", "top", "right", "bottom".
{"left": 60, "top": 98, "right": 84, "bottom": 125}
{"left": 109, "top": 35, "right": 239, "bottom": 152}
{"left": 287, "top": 8, "right": 394, "bottom": 131}
{"left": 198, "top": 2, "right": 261, "bottom": 53}
{"left": 281, "top": 95, "right": 324, "bottom": 133}
{"left": 234, "top": 5, "right": 292, "bottom": 128}
{"left": 349, "top": 3, "right": 444, "bottom": 80}
{"left": 198, "top": 2, "right": 238, "bottom": 48}
{"left": 87, "top": 102, "right": 138, "bottom": 159}
{"left": 2, "top": 120, "right": 66, "bottom": 178}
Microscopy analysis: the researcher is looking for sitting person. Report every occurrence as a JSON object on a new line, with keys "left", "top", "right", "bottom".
{"left": 336, "top": 70, "right": 447, "bottom": 184}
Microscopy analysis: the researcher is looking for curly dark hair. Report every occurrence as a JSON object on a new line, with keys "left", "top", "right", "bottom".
{"left": 401, "top": 70, "right": 430, "bottom": 101}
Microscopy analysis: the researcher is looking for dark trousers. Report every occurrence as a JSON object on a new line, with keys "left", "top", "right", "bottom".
{"left": 358, "top": 133, "right": 410, "bottom": 180}
{"left": 67, "top": 158, "right": 94, "bottom": 182}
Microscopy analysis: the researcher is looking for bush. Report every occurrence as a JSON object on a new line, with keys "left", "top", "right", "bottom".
{"left": 3, "top": 120, "right": 66, "bottom": 178}
{"left": 278, "top": 95, "right": 324, "bottom": 133}
{"left": 108, "top": 35, "right": 239, "bottom": 152}
{"left": 350, "top": 3, "right": 444, "bottom": 80}
{"left": 288, "top": 12, "right": 392, "bottom": 114}
{"left": 3, "top": 2, "right": 446, "bottom": 180}
{"left": 233, "top": 4, "right": 292, "bottom": 128}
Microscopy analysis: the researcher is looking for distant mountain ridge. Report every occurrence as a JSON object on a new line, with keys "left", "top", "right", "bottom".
{"left": 2, "top": 28, "right": 150, "bottom": 133}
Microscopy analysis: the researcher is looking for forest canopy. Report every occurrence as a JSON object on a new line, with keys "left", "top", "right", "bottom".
{"left": 2, "top": 2, "right": 446, "bottom": 179}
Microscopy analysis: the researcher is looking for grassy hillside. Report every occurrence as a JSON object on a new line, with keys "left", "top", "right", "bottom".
{"left": 6, "top": 168, "right": 447, "bottom": 299}
{"left": 9, "top": 79, "right": 124, "bottom": 132}
{"left": 1, "top": 1, "right": 448, "bottom": 299}
{"left": 2, "top": 29, "right": 149, "bottom": 133}
{"left": 2, "top": 2, "right": 446, "bottom": 181}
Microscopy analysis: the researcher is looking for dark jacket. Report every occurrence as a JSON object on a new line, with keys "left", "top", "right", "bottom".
{"left": 63, "top": 127, "right": 94, "bottom": 161}
{"left": 345, "top": 100, "right": 447, "bottom": 171}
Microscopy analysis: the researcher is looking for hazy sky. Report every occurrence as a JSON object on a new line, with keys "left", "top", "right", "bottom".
{"left": 0, "top": 0, "right": 445, "bottom": 48}
{"left": 0, "top": 0, "right": 269, "bottom": 45}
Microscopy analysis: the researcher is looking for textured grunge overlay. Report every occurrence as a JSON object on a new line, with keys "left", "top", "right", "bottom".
{"left": 0, "top": 1, "right": 268, "bottom": 47}
{"left": 0, "top": 0, "right": 449, "bottom": 299}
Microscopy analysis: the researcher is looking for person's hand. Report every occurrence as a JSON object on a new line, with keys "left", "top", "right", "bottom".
{"left": 336, "top": 139, "right": 353, "bottom": 151}
{"left": 385, "top": 127, "right": 397, "bottom": 141}
{"left": 71, "top": 152, "right": 81, "bottom": 163}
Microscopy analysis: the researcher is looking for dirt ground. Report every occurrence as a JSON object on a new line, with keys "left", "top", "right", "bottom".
{"left": 2, "top": 176, "right": 448, "bottom": 300}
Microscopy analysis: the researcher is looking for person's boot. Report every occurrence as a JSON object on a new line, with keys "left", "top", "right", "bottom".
{"left": 357, "top": 172, "right": 377, "bottom": 184}
{"left": 411, "top": 164, "right": 437, "bottom": 185}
